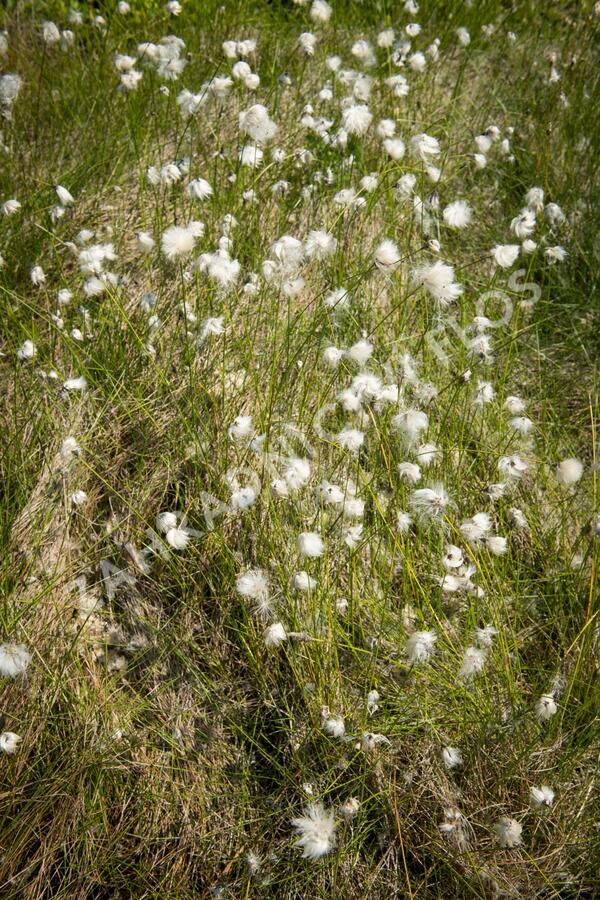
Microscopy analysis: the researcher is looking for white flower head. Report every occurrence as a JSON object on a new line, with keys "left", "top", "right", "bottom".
{"left": 443, "top": 200, "right": 472, "bottom": 229}
{"left": 306, "top": 229, "right": 337, "bottom": 259}
{"left": 17, "top": 340, "right": 36, "bottom": 361}
{"left": 376, "top": 118, "right": 396, "bottom": 139}
{"left": 413, "top": 261, "right": 463, "bottom": 306}
{"left": 460, "top": 512, "right": 492, "bottom": 544}
{"left": 360, "top": 731, "right": 391, "bottom": 752}
{"left": 239, "top": 144, "right": 264, "bottom": 168}
{"left": 265, "top": 622, "right": 287, "bottom": 647}
{"left": 293, "top": 570, "right": 317, "bottom": 591}
{"left": 556, "top": 458, "right": 583, "bottom": 485}
{"left": 443, "top": 545, "right": 463, "bottom": 569}
{"left": 535, "top": 694, "right": 557, "bottom": 722}
{"left": 408, "top": 51, "right": 426, "bottom": 72}
{"left": 511, "top": 209, "right": 536, "bottom": 239}
{"left": 60, "top": 436, "right": 81, "bottom": 462}
{"left": 291, "top": 803, "right": 336, "bottom": 860}
{"left": 367, "top": 690, "right": 380, "bottom": 716}
{"left": 322, "top": 714, "right": 345, "bottom": 739}
{"left": 530, "top": 785, "right": 555, "bottom": 809}
{"left": 546, "top": 245, "right": 568, "bottom": 263}
{"left": 442, "top": 746, "right": 462, "bottom": 769}
{"left": 187, "top": 177, "right": 213, "bottom": 200}
{"left": 231, "top": 486, "right": 257, "bottom": 511}
{"left": 239, "top": 104, "right": 278, "bottom": 144}
{"left": 56, "top": 185, "right": 74, "bottom": 206}
{"left": 509, "top": 507, "right": 528, "bottom": 530}
{"left": 545, "top": 203, "right": 565, "bottom": 227}
{"left": 458, "top": 646, "right": 486, "bottom": 680}
{"left": 339, "top": 797, "right": 360, "bottom": 820}
{"left": 397, "top": 511, "right": 413, "bottom": 533}
{"left": 0, "top": 731, "right": 21, "bottom": 754}
{"left": 498, "top": 455, "right": 528, "bottom": 480}
{"left": 137, "top": 231, "right": 155, "bottom": 253}
{"left": 383, "top": 137, "right": 406, "bottom": 160}
{"left": 393, "top": 409, "right": 428, "bottom": 444}
{"left": 410, "top": 483, "right": 449, "bottom": 519}
{"left": 3, "top": 199, "right": 21, "bottom": 216}
{"left": 509, "top": 416, "right": 534, "bottom": 437}
{"left": 298, "top": 531, "right": 325, "bottom": 558}
{"left": 62, "top": 376, "right": 87, "bottom": 393}
{"left": 30, "top": 266, "right": 46, "bottom": 286}
{"left": 346, "top": 339, "right": 373, "bottom": 366}
{"left": 486, "top": 535, "right": 508, "bottom": 556}
{"left": 475, "top": 625, "right": 497, "bottom": 648}
{"left": 0, "top": 643, "right": 31, "bottom": 678}
{"left": 323, "top": 345, "right": 343, "bottom": 367}
{"left": 411, "top": 133, "right": 440, "bottom": 161}
{"left": 525, "top": 186, "right": 544, "bottom": 212}
{"left": 491, "top": 244, "right": 520, "bottom": 268}
{"left": 161, "top": 224, "right": 197, "bottom": 259}
{"left": 42, "top": 21, "right": 61, "bottom": 44}
{"left": 493, "top": 816, "right": 522, "bottom": 848}
{"left": 337, "top": 428, "right": 364, "bottom": 453}
{"left": 342, "top": 103, "right": 373, "bottom": 136}
{"left": 155, "top": 513, "right": 191, "bottom": 549}
{"left": 374, "top": 239, "right": 401, "bottom": 272}
{"left": 298, "top": 32, "right": 317, "bottom": 56}
{"left": 236, "top": 569, "right": 271, "bottom": 618}
{"left": 416, "top": 442, "right": 438, "bottom": 467}
{"left": 229, "top": 415, "right": 253, "bottom": 441}
{"left": 310, "top": 0, "right": 332, "bottom": 23}
{"left": 351, "top": 39, "right": 376, "bottom": 67}
{"left": 377, "top": 29, "right": 395, "bottom": 48}
{"left": 405, "top": 630, "right": 437, "bottom": 664}
{"left": 396, "top": 173, "right": 416, "bottom": 198}
{"left": 398, "top": 462, "right": 421, "bottom": 485}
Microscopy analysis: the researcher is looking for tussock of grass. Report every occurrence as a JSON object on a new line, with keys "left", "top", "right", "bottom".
{"left": 0, "top": 1, "right": 598, "bottom": 897}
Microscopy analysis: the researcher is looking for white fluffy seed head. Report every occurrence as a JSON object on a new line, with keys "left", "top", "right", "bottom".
{"left": 493, "top": 817, "right": 522, "bottom": 848}
{"left": 298, "top": 531, "right": 325, "bottom": 558}
{"left": 412, "top": 260, "right": 463, "bottom": 306}
{"left": 346, "top": 339, "right": 373, "bottom": 366}
{"left": 374, "top": 239, "right": 401, "bottom": 271}
{"left": 491, "top": 244, "right": 520, "bottom": 268}
{"left": 342, "top": 104, "right": 373, "bottom": 135}
{"left": 458, "top": 646, "right": 486, "bottom": 679}
{"left": 291, "top": 802, "right": 336, "bottom": 860}
{"left": 310, "top": 0, "right": 332, "bottom": 23}
{"left": 443, "top": 200, "right": 472, "bottom": 229}
{"left": 530, "top": 785, "right": 555, "bottom": 808}
{"left": 392, "top": 409, "right": 429, "bottom": 443}
{"left": 0, "top": 643, "right": 31, "bottom": 678}
{"left": 166, "top": 527, "right": 190, "bottom": 549}
{"left": 405, "top": 630, "right": 437, "bottom": 664}
{"left": 323, "top": 715, "right": 345, "bottom": 738}
{"left": 161, "top": 225, "right": 196, "bottom": 259}
{"left": 264, "top": 622, "right": 287, "bottom": 646}
{"left": 535, "top": 694, "right": 557, "bottom": 721}
{"left": 556, "top": 458, "right": 583, "bottom": 485}
{"left": 442, "top": 746, "right": 462, "bottom": 769}
{"left": 0, "top": 731, "right": 21, "bottom": 754}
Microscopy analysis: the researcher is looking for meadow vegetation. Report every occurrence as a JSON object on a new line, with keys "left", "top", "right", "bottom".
{"left": 0, "top": 0, "right": 598, "bottom": 896}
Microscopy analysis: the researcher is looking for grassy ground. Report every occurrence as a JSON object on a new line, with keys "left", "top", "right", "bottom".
{"left": 0, "top": 1, "right": 598, "bottom": 897}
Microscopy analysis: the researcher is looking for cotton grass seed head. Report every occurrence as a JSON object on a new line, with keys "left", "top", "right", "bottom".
{"left": 291, "top": 802, "right": 336, "bottom": 861}
{"left": 298, "top": 531, "right": 325, "bottom": 558}
{"left": 0, "top": 643, "right": 31, "bottom": 678}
